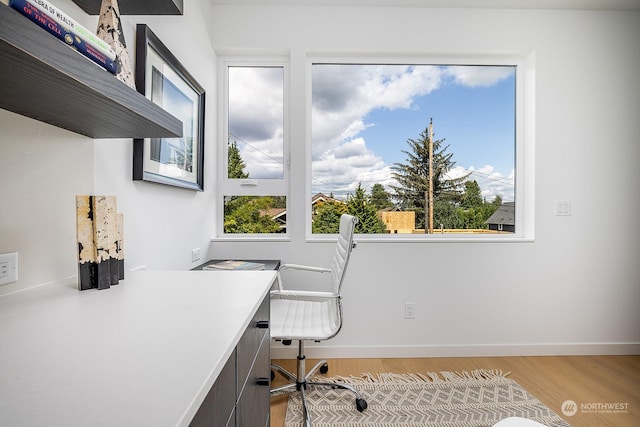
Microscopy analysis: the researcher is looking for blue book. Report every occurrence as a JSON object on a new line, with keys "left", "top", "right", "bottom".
{"left": 9, "top": 0, "right": 117, "bottom": 74}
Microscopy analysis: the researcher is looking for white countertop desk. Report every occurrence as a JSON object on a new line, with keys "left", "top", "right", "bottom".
{"left": 0, "top": 270, "right": 276, "bottom": 427}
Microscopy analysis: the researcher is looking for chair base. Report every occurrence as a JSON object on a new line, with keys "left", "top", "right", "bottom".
{"left": 270, "top": 341, "right": 367, "bottom": 426}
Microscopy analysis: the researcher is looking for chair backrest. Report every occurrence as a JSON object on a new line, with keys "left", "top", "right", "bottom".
{"left": 330, "top": 214, "right": 358, "bottom": 295}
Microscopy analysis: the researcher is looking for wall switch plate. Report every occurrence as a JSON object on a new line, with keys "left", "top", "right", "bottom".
{"left": 0, "top": 252, "right": 18, "bottom": 286}
{"left": 555, "top": 200, "right": 572, "bottom": 216}
{"left": 191, "top": 248, "right": 201, "bottom": 262}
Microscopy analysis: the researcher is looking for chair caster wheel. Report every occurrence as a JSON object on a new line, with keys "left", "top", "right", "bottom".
{"left": 356, "top": 398, "right": 368, "bottom": 412}
{"left": 319, "top": 363, "right": 329, "bottom": 374}
{"left": 271, "top": 370, "right": 276, "bottom": 381}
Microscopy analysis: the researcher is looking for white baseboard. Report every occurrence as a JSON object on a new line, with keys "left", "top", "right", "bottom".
{"left": 270, "top": 342, "right": 640, "bottom": 359}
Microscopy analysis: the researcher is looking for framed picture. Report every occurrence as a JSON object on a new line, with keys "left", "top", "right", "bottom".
{"left": 133, "top": 24, "right": 205, "bottom": 190}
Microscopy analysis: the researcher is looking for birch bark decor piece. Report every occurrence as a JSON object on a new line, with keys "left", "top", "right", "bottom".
{"left": 76, "top": 196, "right": 97, "bottom": 291}
{"left": 76, "top": 195, "right": 125, "bottom": 291}
{"left": 117, "top": 213, "right": 125, "bottom": 280}
{"left": 96, "top": 0, "right": 135, "bottom": 88}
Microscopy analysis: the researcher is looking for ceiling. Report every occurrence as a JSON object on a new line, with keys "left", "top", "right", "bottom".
{"left": 208, "top": 0, "right": 640, "bottom": 11}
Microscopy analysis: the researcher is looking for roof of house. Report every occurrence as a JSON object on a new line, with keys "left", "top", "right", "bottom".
{"left": 485, "top": 202, "right": 515, "bottom": 225}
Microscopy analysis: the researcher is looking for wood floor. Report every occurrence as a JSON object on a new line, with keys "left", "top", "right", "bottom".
{"left": 270, "top": 355, "right": 640, "bottom": 427}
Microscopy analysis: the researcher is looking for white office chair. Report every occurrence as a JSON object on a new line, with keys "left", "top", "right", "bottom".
{"left": 270, "top": 214, "right": 367, "bottom": 426}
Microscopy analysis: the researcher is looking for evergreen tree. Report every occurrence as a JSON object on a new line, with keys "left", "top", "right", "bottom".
{"left": 370, "top": 183, "right": 394, "bottom": 210}
{"left": 228, "top": 140, "right": 248, "bottom": 179}
{"left": 461, "top": 180, "right": 483, "bottom": 209}
{"left": 390, "top": 123, "right": 468, "bottom": 229}
{"left": 347, "top": 183, "right": 387, "bottom": 233}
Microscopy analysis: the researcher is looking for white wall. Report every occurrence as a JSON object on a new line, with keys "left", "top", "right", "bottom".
{"left": 0, "top": 0, "right": 217, "bottom": 295}
{"left": 208, "top": 5, "right": 640, "bottom": 357}
{"left": 1, "top": 2, "right": 638, "bottom": 357}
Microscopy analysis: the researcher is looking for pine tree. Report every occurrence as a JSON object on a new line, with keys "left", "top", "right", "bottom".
{"left": 370, "top": 183, "right": 394, "bottom": 210}
{"left": 390, "top": 124, "right": 468, "bottom": 229}
{"left": 228, "top": 140, "right": 248, "bottom": 179}
{"left": 347, "top": 183, "right": 387, "bottom": 233}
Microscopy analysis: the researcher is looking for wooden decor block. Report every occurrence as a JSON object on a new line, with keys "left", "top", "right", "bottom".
{"left": 117, "top": 213, "right": 125, "bottom": 280}
{"left": 76, "top": 195, "right": 97, "bottom": 291}
{"left": 76, "top": 195, "right": 124, "bottom": 290}
{"left": 96, "top": 0, "right": 135, "bottom": 88}
{"left": 93, "top": 195, "right": 112, "bottom": 290}
{"left": 106, "top": 196, "right": 120, "bottom": 285}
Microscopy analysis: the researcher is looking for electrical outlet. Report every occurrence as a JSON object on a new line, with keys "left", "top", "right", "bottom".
{"left": 404, "top": 302, "right": 415, "bottom": 319}
{"left": 191, "top": 248, "right": 201, "bottom": 262}
{"left": 0, "top": 252, "right": 18, "bottom": 286}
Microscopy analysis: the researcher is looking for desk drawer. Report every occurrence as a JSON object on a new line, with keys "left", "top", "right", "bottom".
{"left": 189, "top": 348, "right": 236, "bottom": 427}
{"left": 236, "top": 295, "right": 269, "bottom": 397}
{"left": 236, "top": 332, "right": 270, "bottom": 427}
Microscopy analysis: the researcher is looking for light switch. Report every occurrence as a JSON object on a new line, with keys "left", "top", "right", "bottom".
{"left": 555, "top": 200, "right": 572, "bottom": 216}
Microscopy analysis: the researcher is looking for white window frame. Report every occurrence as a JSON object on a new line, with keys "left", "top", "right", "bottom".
{"left": 305, "top": 52, "right": 535, "bottom": 242}
{"left": 216, "top": 56, "right": 290, "bottom": 240}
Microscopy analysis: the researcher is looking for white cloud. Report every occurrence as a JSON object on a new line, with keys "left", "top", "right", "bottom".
{"left": 445, "top": 66, "right": 514, "bottom": 88}
{"left": 448, "top": 165, "right": 515, "bottom": 202}
{"left": 311, "top": 64, "right": 446, "bottom": 195}
{"left": 312, "top": 137, "right": 389, "bottom": 197}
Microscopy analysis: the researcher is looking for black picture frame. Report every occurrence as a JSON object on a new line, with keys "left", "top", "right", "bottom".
{"left": 133, "top": 24, "right": 205, "bottom": 190}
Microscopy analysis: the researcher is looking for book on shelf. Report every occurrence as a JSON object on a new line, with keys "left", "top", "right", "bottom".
{"left": 9, "top": 0, "right": 117, "bottom": 74}
{"left": 203, "top": 260, "right": 266, "bottom": 271}
{"left": 19, "top": 0, "right": 115, "bottom": 61}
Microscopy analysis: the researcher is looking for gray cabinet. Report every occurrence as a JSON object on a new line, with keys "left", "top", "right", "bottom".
{"left": 190, "top": 295, "right": 270, "bottom": 427}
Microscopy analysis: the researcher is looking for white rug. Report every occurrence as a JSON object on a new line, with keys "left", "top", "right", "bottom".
{"left": 284, "top": 370, "right": 571, "bottom": 426}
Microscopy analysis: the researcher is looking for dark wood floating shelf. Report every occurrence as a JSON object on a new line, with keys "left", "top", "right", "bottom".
{"left": 71, "top": 0, "right": 183, "bottom": 15}
{"left": 0, "top": 5, "right": 183, "bottom": 139}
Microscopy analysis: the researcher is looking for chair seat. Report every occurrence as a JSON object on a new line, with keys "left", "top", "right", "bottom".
{"left": 492, "top": 417, "right": 548, "bottom": 427}
{"left": 270, "top": 298, "right": 340, "bottom": 341}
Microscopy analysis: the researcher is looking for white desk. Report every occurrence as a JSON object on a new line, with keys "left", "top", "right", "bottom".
{"left": 0, "top": 270, "right": 276, "bottom": 427}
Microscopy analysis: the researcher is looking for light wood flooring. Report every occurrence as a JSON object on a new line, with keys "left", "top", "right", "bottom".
{"left": 270, "top": 355, "right": 640, "bottom": 427}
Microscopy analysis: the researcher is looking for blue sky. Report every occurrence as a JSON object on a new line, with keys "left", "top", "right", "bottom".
{"left": 361, "top": 75, "right": 515, "bottom": 174}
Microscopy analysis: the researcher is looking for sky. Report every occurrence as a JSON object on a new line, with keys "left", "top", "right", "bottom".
{"left": 228, "top": 64, "right": 516, "bottom": 203}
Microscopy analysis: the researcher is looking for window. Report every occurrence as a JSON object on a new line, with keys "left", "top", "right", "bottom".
{"left": 309, "top": 57, "right": 533, "bottom": 240}
{"left": 219, "top": 60, "right": 288, "bottom": 236}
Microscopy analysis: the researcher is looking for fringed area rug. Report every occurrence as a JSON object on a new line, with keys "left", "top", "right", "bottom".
{"left": 284, "top": 370, "right": 571, "bottom": 427}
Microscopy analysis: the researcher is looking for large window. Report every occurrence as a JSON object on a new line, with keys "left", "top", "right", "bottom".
{"left": 216, "top": 54, "right": 534, "bottom": 241}
{"left": 310, "top": 60, "right": 528, "bottom": 239}
{"left": 219, "top": 60, "right": 288, "bottom": 236}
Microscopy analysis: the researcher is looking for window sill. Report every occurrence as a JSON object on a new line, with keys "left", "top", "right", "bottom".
{"left": 210, "top": 235, "right": 291, "bottom": 243}
{"left": 306, "top": 235, "right": 534, "bottom": 243}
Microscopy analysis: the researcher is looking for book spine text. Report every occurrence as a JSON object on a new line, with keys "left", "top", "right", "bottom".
{"left": 27, "top": 0, "right": 116, "bottom": 61}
